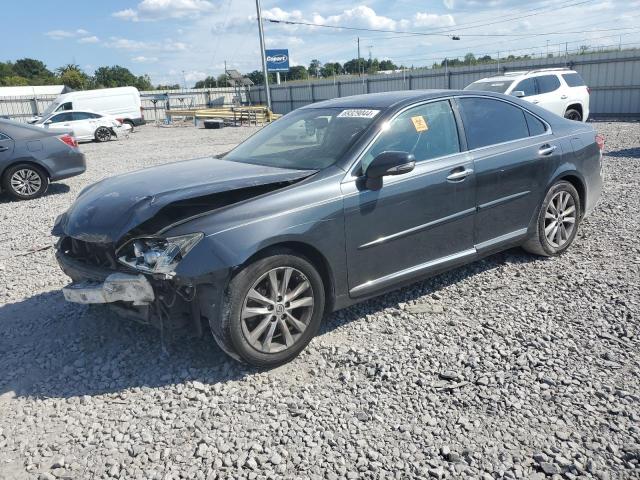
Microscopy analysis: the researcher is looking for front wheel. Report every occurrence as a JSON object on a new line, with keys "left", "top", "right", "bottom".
{"left": 95, "top": 126, "right": 112, "bottom": 142}
{"left": 212, "top": 251, "right": 325, "bottom": 367}
{"left": 523, "top": 181, "right": 581, "bottom": 256}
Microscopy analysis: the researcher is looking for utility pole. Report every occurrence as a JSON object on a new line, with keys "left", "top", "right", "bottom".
{"left": 357, "top": 37, "right": 361, "bottom": 76}
{"left": 255, "top": 0, "right": 271, "bottom": 110}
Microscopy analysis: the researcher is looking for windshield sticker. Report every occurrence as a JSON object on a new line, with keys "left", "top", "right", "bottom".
{"left": 337, "top": 109, "right": 380, "bottom": 119}
{"left": 411, "top": 115, "right": 429, "bottom": 132}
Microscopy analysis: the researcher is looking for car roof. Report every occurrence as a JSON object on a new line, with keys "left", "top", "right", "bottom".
{"left": 301, "top": 89, "right": 468, "bottom": 111}
{"left": 474, "top": 69, "right": 578, "bottom": 83}
{"left": 0, "top": 118, "right": 61, "bottom": 139}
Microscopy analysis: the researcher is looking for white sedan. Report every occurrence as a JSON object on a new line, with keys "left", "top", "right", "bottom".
{"left": 33, "top": 110, "right": 131, "bottom": 142}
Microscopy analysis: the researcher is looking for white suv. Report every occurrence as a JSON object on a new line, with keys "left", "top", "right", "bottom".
{"left": 464, "top": 68, "right": 590, "bottom": 122}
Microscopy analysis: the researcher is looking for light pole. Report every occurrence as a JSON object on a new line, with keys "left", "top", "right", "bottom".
{"left": 255, "top": 0, "right": 272, "bottom": 110}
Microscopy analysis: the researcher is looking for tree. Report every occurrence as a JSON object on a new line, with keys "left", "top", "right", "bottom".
{"left": 60, "top": 69, "right": 87, "bottom": 89}
{"left": 464, "top": 53, "right": 477, "bottom": 65}
{"left": 320, "top": 62, "right": 342, "bottom": 78}
{"left": 156, "top": 83, "right": 181, "bottom": 90}
{"left": 195, "top": 76, "right": 217, "bottom": 88}
{"left": 379, "top": 60, "right": 397, "bottom": 71}
{"left": 287, "top": 66, "right": 307, "bottom": 81}
{"left": 308, "top": 59, "right": 321, "bottom": 77}
{"left": 343, "top": 58, "right": 361, "bottom": 75}
{"left": 94, "top": 65, "right": 152, "bottom": 91}
{"left": 1, "top": 76, "right": 29, "bottom": 86}
{"left": 13, "top": 58, "right": 53, "bottom": 80}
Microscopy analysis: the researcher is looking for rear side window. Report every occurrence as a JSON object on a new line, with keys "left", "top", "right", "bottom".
{"left": 51, "top": 112, "right": 73, "bottom": 123}
{"left": 0, "top": 132, "right": 10, "bottom": 141}
{"left": 537, "top": 75, "right": 561, "bottom": 94}
{"left": 563, "top": 73, "right": 585, "bottom": 87}
{"left": 525, "top": 112, "right": 547, "bottom": 136}
{"left": 362, "top": 100, "right": 460, "bottom": 170}
{"left": 458, "top": 97, "right": 529, "bottom": 149}
{"left": 514, "top": 77, "right": 537, "bottom": 97}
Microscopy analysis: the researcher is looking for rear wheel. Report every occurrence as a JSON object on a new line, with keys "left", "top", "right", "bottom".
{"left": 212, "top": 251, "right": 325, "bottom": 367}
{"left": 564, "top": 108, "right": 582, "bottom": 122}
{"left": 95, "top": 126, "right": 112, "bottom": 142}
{"left": 523, "top": 181, "right": 581, "bottom": 256}
{"left": 2, "top": 163, "right": 49, "bottom": 200}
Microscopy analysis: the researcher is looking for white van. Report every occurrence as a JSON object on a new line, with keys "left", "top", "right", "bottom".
{"left": 29, "top": 87, "right": 145, "bottom": 130}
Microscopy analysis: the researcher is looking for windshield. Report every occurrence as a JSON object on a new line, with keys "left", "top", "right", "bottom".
{"left": 465, "top": 80, "right": 514, "bottom": 93}
{"left": 224, "top": 107, "right": 380, "bottom": 170}
{"left": 41, "top": 102, "right": 60, "bottom": 117}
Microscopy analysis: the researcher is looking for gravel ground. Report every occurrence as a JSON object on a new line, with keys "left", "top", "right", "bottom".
{"left": 0, "top": 122, "right": 638, "bottom": 480}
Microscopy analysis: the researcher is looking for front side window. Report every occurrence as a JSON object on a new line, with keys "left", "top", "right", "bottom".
{"left": 58, "top": 102, "right": 73, "bottom": 111}
{"left": 225, "top": 107, "right": 378, "bottom": 170}
{"left": 72, "top": 112, "right": 94, "bottom": 121}
{"left": 514, "top": 77, "right": 537, "bottom": 97}
{"left": 361, "top": 100, "right": 460, "bottom": 172}
{"left": 0, "top": 132, "right": 11, "bottom": 141}
{"left": 458, "top": 97, "right": 529, "bottom": 149}
{"left": 537, "top": 75, "right": 561, "bottom": 94}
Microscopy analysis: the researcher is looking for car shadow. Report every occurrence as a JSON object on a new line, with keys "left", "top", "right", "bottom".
{"left": 0, "top": 248, "right": 539, "bottom": 400}
{"left": 606, "top": 147, "right": 640, "bottom": 158}
{"left": 0, "top": 183, "right": 70, "bottom": 204}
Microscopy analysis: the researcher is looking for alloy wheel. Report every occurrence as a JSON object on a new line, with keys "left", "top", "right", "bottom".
{"left": 241, "top": 267, "right": 314, "bottom": 354}
{"left": 544, "top": 190, "right": 576, "bottom": 248}
{"left": 10, "top": 168, "right": 42, "bottom": 196}
{"left": 96, "top": 127, "right": 111, "bottom": 142}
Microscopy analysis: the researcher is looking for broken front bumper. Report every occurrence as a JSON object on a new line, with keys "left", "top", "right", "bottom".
{"left": 62, "top": 273, "right": 155, "bottom": 306}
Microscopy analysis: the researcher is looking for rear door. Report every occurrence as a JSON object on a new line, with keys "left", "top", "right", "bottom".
{"left": 45, "top": 112, "right": 74, "bottom": 133}
{"left": 70, "top": 112, "right": 98, "bottom": 138}
{"left": 0, "top": 131, "right": 15, "bottom": 169}
{"left": 342, "top": 99, "right": 477, "bottom": 297}
{"left": 456, "top": 96, "right": 560, "bottom": 252}
{"left": 532, "top": 75, "right": 565, "bottom": 117}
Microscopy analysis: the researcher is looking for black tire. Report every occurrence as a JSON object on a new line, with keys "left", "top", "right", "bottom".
{"left": 95, "top": 126, "right": 112, "bottom": 142}
{"left": 211, "top": 250, "right": 326, "bottom": 367}
{"left": 523, "top": 181, "right": 581, "bottom": 257}
{"left": 564, "top": 108, "right": 582, "bottom": 122}
{"left": 1, "top": 163, "right": 49, "bottom": 200}
{"left": 124, "top": 120, "right": 135, "bottom": 132}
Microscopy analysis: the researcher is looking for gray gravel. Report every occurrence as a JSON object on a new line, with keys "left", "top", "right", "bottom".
{"left": 0, "top": 122, "right": 639, "bottom": 480}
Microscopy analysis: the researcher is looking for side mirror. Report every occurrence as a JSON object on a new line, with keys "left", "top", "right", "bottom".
{"left": 364, "top": 151, "right": 415, "bottom": 190}
{"left": 512, "top": 90, "right": 525, "bottom": 98}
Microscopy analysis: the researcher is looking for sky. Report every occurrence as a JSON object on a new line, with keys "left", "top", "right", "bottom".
{"left": 2, "top": 0, "right": 639, "bottom": 86}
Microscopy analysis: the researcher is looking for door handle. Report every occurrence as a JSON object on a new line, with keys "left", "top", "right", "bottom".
{"left": 447, "top": 168, "right": 474, "bottom": 181}
{"left": 539, "top": 144, "right": 557, "bottom": 156}
{"left": 532, "top": 100, "right": 540, "bottom": 104}
{"left": 561, "top": 95, "right": 568, "bottom": 99}
{"left": 0, "top": 146, "right": 8, "bottom": 152}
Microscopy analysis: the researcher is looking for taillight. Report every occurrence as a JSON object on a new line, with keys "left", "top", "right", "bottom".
{"left": 595, "top": 134, "right": 605, "bottom": 151}
{"left": 58, "top": 134, "right": 78, "bottom": 148}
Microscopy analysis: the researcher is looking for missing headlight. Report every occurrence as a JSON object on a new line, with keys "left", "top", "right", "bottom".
{"left": 117, "top": 232, "right": 204, "bottom": 275}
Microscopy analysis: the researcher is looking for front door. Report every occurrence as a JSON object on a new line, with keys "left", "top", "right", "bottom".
{"left": 342, "top": 99, "right": 476, "bottom": 298}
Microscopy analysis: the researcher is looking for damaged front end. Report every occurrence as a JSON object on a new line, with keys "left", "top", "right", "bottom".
{"left": 52, "top": 157, "right": 316, "bottom": 337}
{"left": 55, "top": 236, "right": 209, "bottom": 336}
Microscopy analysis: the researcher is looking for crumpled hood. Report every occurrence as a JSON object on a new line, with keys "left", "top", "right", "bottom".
{"left": 53, "top": 156, "right": 314, "bottom": 243}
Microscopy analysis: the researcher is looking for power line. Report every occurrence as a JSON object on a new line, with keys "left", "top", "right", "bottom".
{"left": 267, "top": 18, "right": 637, "bottom": 39}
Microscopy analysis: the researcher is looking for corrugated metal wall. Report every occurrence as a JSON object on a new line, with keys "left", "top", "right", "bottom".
{"left": 254, "top": 49, "right": 640, "bottom": 118}
{"left": 1, "top": 50, "right": 638, "bottom": 122}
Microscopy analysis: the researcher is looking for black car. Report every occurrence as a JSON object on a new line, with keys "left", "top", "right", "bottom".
{"left": 53, "top": 90, "right": 603, "bottom": 367}
{"left": 0, "top": 119, "right": 86, "bottom": 200}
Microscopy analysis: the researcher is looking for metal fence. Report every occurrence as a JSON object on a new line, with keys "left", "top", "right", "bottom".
{"left": 1, "top": 49, "right": 638, "bottom": 122}
{"left": 253, "top": 49, "right": 640, "bottom": 119}
{"left": 0, "top": 87, "right": 254, "bottom": 123}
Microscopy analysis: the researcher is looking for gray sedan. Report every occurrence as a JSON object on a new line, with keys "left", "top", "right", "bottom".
{"left": 0, "top": 119, "right": 86, "bottom": 200}
{"left": 53, "top": 90, "right": 603, "bottom": 367}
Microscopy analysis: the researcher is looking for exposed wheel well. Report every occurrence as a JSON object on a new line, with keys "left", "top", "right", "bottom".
{"left": 242, "top": 241, "right": 335, "bottom": 313}
{"left": 566, "top": 104, "right": 583, "bottom": 116}
{"left": 558, "top": 174, "right": 586, "bottom": 215}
